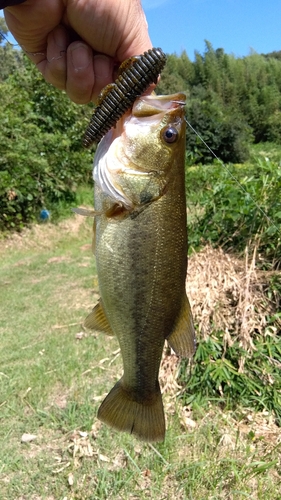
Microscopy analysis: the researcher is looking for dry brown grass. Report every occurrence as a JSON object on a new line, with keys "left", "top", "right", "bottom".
{"left": 186, "top": 245, "right": 280, "bottom": 349}
{"left": 0, "top": 212, "right": 90, "bottom": 253}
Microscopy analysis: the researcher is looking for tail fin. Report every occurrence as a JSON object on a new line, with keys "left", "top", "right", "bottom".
{"left": 97, "top": 379, "right": 165, "bottom": 442}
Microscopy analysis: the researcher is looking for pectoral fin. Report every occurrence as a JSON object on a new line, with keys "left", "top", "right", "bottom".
{"left": 84, "top": 301, "right": 114, "bottom": 335}
{"left": 72, "top": 207, "right": 102, "bottom": 217}
{"left": 167, "top": 295, "right": 196, "bottom": 358}
{"left": 92, "top": 218, "right": 96, "bottom": 255}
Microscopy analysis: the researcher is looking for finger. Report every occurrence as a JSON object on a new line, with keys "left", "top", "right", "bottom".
{"left": 37, "top": 25, "right": 69, "bottom": 91}
{"left": 65, "top": 42, "right": 95, "bottom": 104}
{"left": 92, "top": 54, "right": 115, "bottom": 101}
{"left": 66, "top": 47, "right": 114, "bottom": 104}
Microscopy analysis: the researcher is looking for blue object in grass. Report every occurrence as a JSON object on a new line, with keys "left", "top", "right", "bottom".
{"left": 40, "top": 209, "right": 50, "bottom": 221}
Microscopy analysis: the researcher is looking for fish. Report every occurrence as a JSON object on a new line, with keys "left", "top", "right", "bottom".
{"left": 82, "top": 92, "right": 196, "bottom": 442}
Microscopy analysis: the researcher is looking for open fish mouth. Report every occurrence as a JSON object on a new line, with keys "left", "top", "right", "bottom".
{"left": 93, "top": 93, "right": 187, "bottom": 210}
{"left": 132, "top": 92, "right": 186, "bottom": 117}
{"left": 105, "top": 92, "right": 187, "bottom": 142}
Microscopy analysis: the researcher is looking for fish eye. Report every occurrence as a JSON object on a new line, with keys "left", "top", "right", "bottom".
{"left": 162, "top": 126, "right": 178, "bottom": 144}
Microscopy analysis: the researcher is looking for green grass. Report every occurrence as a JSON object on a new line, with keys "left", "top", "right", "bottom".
{"left": 249, "top": 141, "right": 281, "bottom": 162}
{"left": 186, "top": 147, "right": 281, "bottom": 266}
{"left": 0, "top": 215, "right": 280, "bottom": 499}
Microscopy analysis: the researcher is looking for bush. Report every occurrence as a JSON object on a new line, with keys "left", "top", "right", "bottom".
{"left": 186, "top": 157, "right": 281, "bottom": 266}
{"left": 265, "top": 111, "right": 281, "bottom": 142}
{"left": 0, "top": 59, "right": 93, "bottom": 230}
{"left": 179, "top": 330, "right": 281, "bottom": 424}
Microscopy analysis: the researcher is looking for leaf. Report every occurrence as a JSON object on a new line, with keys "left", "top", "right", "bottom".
{"left": 21, "top": 433, "right": 37, "bottom": 443}
{"left": 68, "top": 472, "right": 74, "bottom": 486}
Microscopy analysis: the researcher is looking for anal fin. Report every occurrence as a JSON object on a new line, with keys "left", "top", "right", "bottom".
{"left": 84, "top": 301, "right": 114, "bottom": 335}
{"left": 167, "top": 295, "right": 196, "bottom": 358}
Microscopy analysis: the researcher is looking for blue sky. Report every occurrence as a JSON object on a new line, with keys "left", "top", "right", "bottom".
{"left": 142, "top": 0, "right": 281, "bottom": 59}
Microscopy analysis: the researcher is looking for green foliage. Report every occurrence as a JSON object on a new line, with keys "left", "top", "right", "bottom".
{"left": 263, "top": 50, "right": 281, "bottom": 60}
{"left": 185, "top": 86, "right": 252, "bottom": 163}
{"left": 0, "top": 42, "right": 23, "bottom": 81}
{"left": 0, "top": 16, "right": 8, "bottom": 40}
{"left": 157, "top": 41, "right": 281, "bottom": 158}
{"left": 180, "top": 329, "right": 281, "bottom": 424}
{"left": 265, "top": 110, "right": 281, "bottom": 142}
{"left": 156, "top": 50, "right": 193, "bottom": 94}
{"left": 0, "top": 17, "right": 24, "bottom": 81}
{"left": 2, "top": 34, "right": 281, "bottom": 229}
{"left": 0, "top": 57, "right": 93, "bottom": 230}
{"left": 186, "top": 157, "right": 281, "bottom": 266}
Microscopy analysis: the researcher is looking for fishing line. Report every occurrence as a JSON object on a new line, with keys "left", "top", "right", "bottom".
{"left": 185, "top": 117, "right": 281, "bottom": 236}
{"left": 0, "top": 32, "right": 12, "bottom": 45}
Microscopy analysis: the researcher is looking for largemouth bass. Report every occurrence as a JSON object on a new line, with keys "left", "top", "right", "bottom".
{"left": 83, "top": 93, "right": 196, "bottom": 442}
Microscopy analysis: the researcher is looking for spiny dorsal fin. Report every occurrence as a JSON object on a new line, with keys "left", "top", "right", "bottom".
{"left": 167, "top": 295, "right": 196, "bottom": 358}
{"left": 84, "top": 301, "right": 114, "bottom": 335}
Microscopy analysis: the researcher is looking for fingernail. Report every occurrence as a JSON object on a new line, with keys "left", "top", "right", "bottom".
{"left": 71, "top": 43, "right": 91, "bottom": 71}
{"left": 93, "top": 55, "right": 113, "bottom": 79}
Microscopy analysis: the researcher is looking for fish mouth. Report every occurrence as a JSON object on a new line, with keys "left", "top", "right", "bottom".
{"left": 104, "top": 93, "right": 186, "bottom": 145}
{"left": 132, "top": 92, "right": 186, "bottom": 117}
{"left": 93, "top": 93, "right": 186, "bottom": 209}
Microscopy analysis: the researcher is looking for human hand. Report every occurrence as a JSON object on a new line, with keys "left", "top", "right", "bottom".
{"left": 4, "top": 0, "right": 152, "bottom": 103}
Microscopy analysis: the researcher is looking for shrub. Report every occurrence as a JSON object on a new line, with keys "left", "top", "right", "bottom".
{"left": 186, "top": 157, "right": 281, "bottom": 266}
{"left": 179, "top": 330, "right": 281, "bottom": 424}
{"left": 0, "top": 60, "right": 93, "bottom": 230}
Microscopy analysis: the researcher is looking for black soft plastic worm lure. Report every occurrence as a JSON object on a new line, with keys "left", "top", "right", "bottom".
{"left": 82, "top": 47, "right": 167, "bottom": 148}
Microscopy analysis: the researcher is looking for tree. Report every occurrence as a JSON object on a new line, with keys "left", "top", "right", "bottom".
{"left": 0, "top": 17, "right": 8, "bottom": 39}
{"left": 157, "top": 44, "right": 281, "bottom": 148}
{"left": 185, "top": 86, "right": 252, "bottom": 164}
{"left": 0, "top": 54, "right": 92, "bottom": 230}
{"left": 0, "top": 17, "right": 23, "bottom": 81}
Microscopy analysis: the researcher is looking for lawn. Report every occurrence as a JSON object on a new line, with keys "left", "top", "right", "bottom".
{"left": 0, "top": 214, "right": 280, "bottom": 499}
